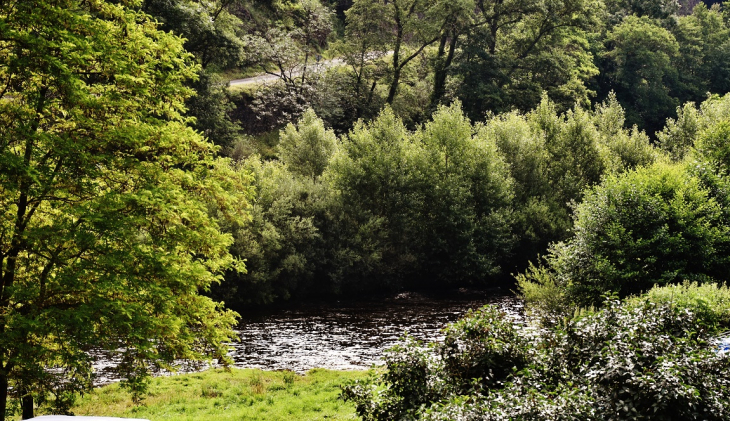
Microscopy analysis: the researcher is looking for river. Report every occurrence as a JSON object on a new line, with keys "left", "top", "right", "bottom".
{"left": 93, "top": 288, "right": 522, "bottom": 383}
{"left": 230, "top": 288, "right": 522, "bottom": 373}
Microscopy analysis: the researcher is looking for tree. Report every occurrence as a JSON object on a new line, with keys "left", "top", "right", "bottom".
{"left": 327, "top": 107, "right": 422, "bottom": 286}
{"left": 246, "top": 0, "right": 333, "bottom": 88}
{"left": 425, "top": 0, "right": 475, "bottom": 110}
{"left": 482, "top": 96, "right": 629, "bottom": 271}
{"left": 671, "top": 4, "right": 730, "bottom": 105}
{"left": 413, "top": 103, "right": 514, "bottom": 283}
{"left": 604, "top": 0, "right": 680, "bottom": 23}
{"left": 241, "top": 0, "right": 334, "bottom": 133}
{"left": 142, "top": 0, "right": 247, "bottom": 70}
{"left": 657, "top": 93, "right": 730, "bottom": 161}
{"left": 602, "top": 16, "right": 680, "bottom": 133}
{"left": 325, "top": 104, "right": 515, "bottom": 288}
{"left": 142, "top": 0, "right": 249, "bottom": 147}
{"left": 278, "top": 109, "right": 338, "bottom": 179}
{"left": 345, "top": 0, "right": 443, "bottom": 105}
{"left": 592, "top": 92, "right": 659, "bottom": 174}
{"left": 0, "top": 1, "right": 251, "bottom": 418}
{"left": 333, "top": 0, "right": 400, "bottom": 123}
{"left": 452, "top": 0, "right": 601, "bottom": 118}
{"left": 214, "top": 157, "right": 323, "bottom": 306}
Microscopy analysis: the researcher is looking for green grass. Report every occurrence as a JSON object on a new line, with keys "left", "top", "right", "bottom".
{"left": 228, "top": 82, "right": 260, "bottom": 95}
{"left": 63, "top": 368, "right": 368, "bottom": 421}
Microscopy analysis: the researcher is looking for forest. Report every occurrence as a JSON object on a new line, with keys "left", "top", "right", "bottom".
{"left": 190, "top": 0, "right": 730, "bottom": 307}
{"left": 3, "top": 0, "right": 730, "bottom": 419}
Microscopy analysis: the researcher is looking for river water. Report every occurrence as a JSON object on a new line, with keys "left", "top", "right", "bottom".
{"left": 93, "top": 289, "right": 522, "bottom": 383}
{"left": 230, "top": 289, "right": 522, "bottom": 373}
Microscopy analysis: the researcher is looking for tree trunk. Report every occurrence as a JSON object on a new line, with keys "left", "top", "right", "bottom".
{"left": 21, "top": 392, "right": 33, "bottom": 420}
{"left": 0, "top": 87, "right": 46, "bottom": 421}
{"left": 429, "top": 34, "right": 448, "bottom": 108}
{"left": 387, "top": 66, "right": 401, "bottom": 104}
{"left": 387, "top": 5, "right": 404, "bottom": 105}
{"left": 357, "top": 80, "right": 378, "bottom": 120}
{"left": 0, "top": 373, "right": 8, "bottom": 421}
{"left": 430, "top": 32, "right": 458, "bottom": 110}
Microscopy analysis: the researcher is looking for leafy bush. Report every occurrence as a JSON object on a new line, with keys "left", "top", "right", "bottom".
{"left": 515, "top": 260, "right": 571, "bottom": 322}
{"left": 519, "top": 162, "right": 730, "bottom": 307}
{"left": 693, "top": 120, "right": 730, "bottom": 176}
{"left": 627, "top": 282, "right": 730, "bottom": 330}
{"left": 437, "top": 306, "right": 529, "bottom": 394}
{"left": 342, "top": 306, "right": 528, "bottom": 420}
{"left": 278, "top": 108, "right": 338, "bottom": 179}
{"left": 344, "top": 300, "right": 730, "bottom": 420}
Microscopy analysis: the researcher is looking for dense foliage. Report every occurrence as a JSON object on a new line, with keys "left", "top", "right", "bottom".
{"left": 112, "top": 0, "right": 730, "bottom": 306}
{"left": 211, "top": 94, "right": 664, "bottom": 305}
{"left": 343, "top": 298, "right": 730, "bottom": 420}
{"left": 519, "top": 162, "right": 730, "bottom": 307}
{"left": 627, "top": 282, "right": 730, "bottom": 330}
{"left": 215, "top": 104, "right": 518, "bottom": 304}
{"left": 0, "top": 1, "right": 251, "bottom": 419}
{"left": 130, "top": 0, "right": 730, "bottom": 143}
{"left": 517, "top": 93, "right": 730, "bottom": 313}
{"left": 9, "top": 0, "right": 730, "bottom": 416}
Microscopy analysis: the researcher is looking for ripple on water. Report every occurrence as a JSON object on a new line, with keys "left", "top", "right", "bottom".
{"left": 90, "top": 290, "right": 523, "bottom": 383}
{"left": 231, "top": 291, "right": 523, "bottom": 373}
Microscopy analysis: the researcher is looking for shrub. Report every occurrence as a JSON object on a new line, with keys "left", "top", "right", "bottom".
{"left": 344, "top": 300, "right": 730, "bottom": 420}
{"left": 693, "top": 120, "right": 730, "bottom": 177}
{"left": 278, "top": 109, "right": 338, "bottom": 179}
{"left": 437, "top": 306, "right": 529, "bottom": 394}
{"left": 342, "top": 306, "right": 528, "bottom": 420}
{"left": 627, "top": 281, "right": 730, "bottom": 331}
{"left": 519, "top": 162, "right": 730, "bottom": 307}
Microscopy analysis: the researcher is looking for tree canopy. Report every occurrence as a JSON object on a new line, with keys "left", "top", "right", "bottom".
{"left": 0, "top": 0, "right": 251, "bottom": 418}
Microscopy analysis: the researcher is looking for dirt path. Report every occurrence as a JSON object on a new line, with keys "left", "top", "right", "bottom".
{"left": 228, "top": 58, "right": 344, "bottom": 88}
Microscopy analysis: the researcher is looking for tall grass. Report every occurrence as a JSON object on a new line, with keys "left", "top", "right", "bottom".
{"left": 628, "top": 281, "right": 730, "bottom": 330}
{"left": 50, "top": 368, "right": 368, "bottom": 421}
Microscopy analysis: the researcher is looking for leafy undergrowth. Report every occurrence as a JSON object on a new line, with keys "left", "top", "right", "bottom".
{"left": 66, "top": 368, "right": 369, "bottom": 421}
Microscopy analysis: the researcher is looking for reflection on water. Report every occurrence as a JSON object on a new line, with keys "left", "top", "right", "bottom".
{"left": 231, "top": 289, "right": 523, "bottom": 373}
{"left": 92, "top": 289, "right": 522, "bottom": 383}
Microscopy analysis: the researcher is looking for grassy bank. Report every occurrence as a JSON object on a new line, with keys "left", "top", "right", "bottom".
{"left": 62, "top": 368, "right": 368, "bottom": 421}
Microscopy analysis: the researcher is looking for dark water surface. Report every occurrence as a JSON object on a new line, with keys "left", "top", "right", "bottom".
{"left": 93, "top": 289, "right": 522, "bottom": 383}
{"left": 231, "top": 289, "right": 523, "bottom": 373}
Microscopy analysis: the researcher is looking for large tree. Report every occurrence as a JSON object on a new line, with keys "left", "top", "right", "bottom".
{"left": 603, "top": 15, "right": 680, "bottom": 133}
{"left": 0, "top": 1, "right": 251, "bottom": 419}
{"left": 671, "top": 4, "right": 730, "bottom": 104}
{"left": 452, "top": 0, "right": 601, "bottom": 118}
{"left": 345, "top": 0, "right": 445, "bottom": 105}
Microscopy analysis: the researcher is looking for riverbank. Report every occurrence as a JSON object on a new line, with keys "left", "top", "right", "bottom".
{"left": 51, "top": 368, "right": 368, "bottom": 421}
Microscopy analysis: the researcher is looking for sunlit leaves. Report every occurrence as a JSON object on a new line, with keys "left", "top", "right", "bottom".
{"left": 344, "top": 299, "right": 730, "bottom": 420}
{"left": 521, "top": 162, "right": 730, "bottom": 307}
{"left": 0, "top": 0, "right": 252, "bottom": 416}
